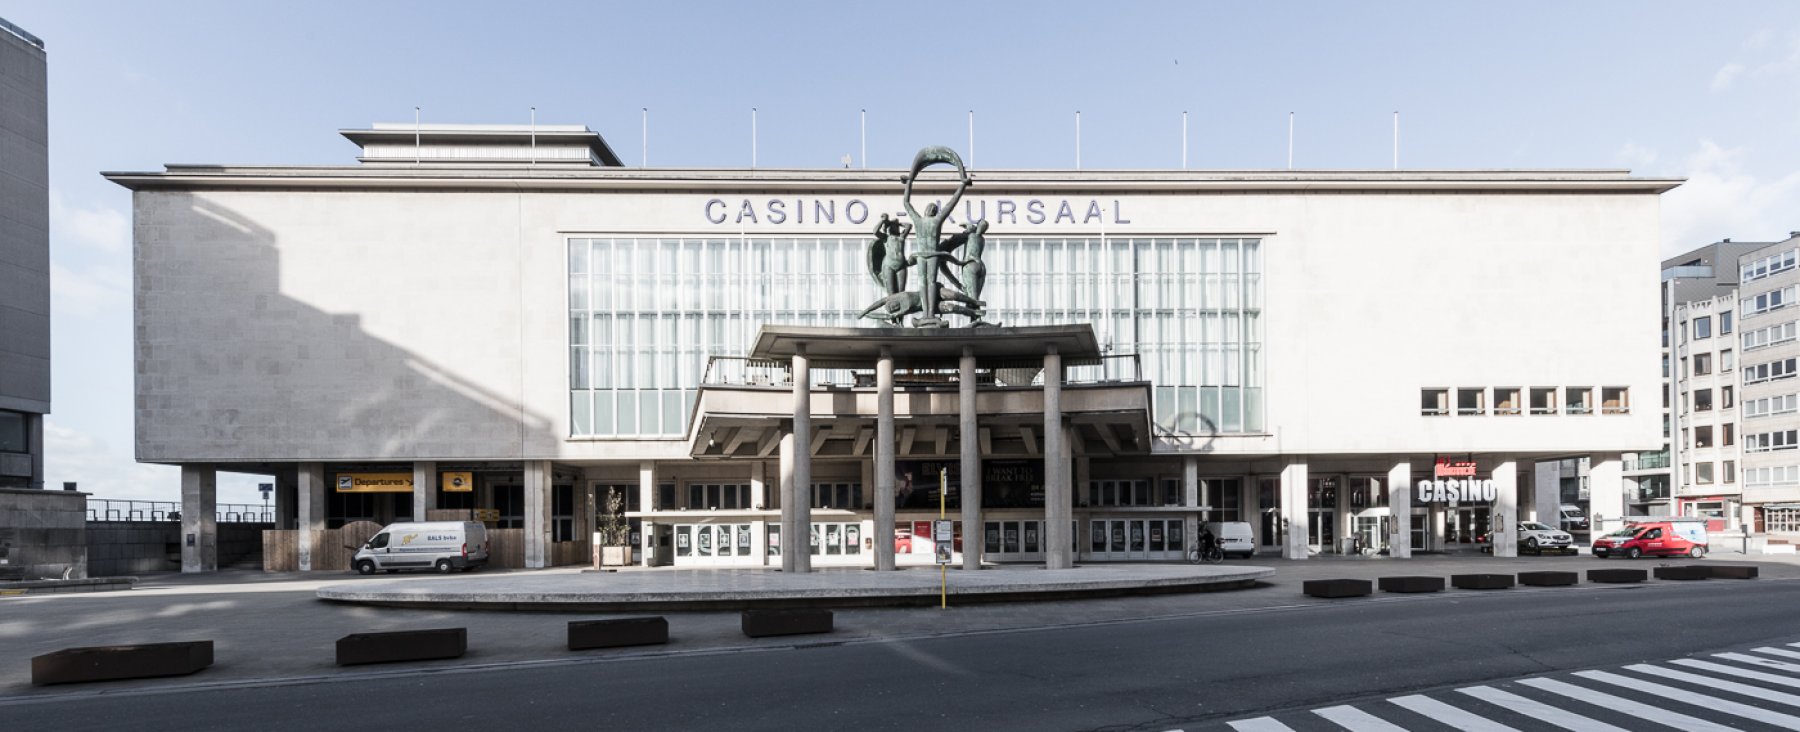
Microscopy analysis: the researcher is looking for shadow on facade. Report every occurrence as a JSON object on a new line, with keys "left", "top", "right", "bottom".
{"left": 141, "top": 195, "right": 564, "bottom": 528}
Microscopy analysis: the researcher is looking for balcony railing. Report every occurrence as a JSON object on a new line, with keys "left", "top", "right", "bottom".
{"left": 701, "top": 354, "right": 1143, "bottom": 389}
{"left": 86, "top": 498, "right": 274, "bottom": 523}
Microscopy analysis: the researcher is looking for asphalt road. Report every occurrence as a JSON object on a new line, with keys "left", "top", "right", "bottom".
{"left": 8, "top": 578, "right": 1800, "bottom": 731}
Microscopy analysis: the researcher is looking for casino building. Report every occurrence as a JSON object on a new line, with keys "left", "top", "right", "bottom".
{"left": 105, "top": 123, "right": 1676, "bottom": 571}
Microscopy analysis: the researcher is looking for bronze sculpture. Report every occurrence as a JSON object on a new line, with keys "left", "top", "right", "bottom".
{"left": 861, "top": 146, "right": 997, "bottom": 328}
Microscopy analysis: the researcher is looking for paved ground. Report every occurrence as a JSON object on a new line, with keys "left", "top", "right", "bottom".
{"left": 315, "top": 562, "right": 1274, "bottom": 610}
{"left": 2, "top": 550, "right": 1795, "bottom": 700}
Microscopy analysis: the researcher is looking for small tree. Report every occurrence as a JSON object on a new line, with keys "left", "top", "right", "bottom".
{"left": 598, "top": 489, "right": 627, "bottom": 546}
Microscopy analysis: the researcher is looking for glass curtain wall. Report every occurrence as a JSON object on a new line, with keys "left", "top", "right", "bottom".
{"left": 568, "top": 236, "right": 1263, "bottom": 437}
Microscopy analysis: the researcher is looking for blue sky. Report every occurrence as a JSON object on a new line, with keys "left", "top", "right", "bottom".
{"left": 7, "top": 1, "right": 1800, "bottom": 503}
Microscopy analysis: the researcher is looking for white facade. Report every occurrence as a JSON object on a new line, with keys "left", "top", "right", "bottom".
{"left": 108, "top": 125, "right": 1677, "bottom": 568}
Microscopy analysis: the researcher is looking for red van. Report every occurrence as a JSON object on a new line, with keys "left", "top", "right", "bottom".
{"left": 1590, "top": 520, "right": 1707, "bottom": 559}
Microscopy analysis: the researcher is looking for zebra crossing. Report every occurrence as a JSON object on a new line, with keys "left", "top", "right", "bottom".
{"left": 1209, "top": 641, "right": 1800, "bottom": 731}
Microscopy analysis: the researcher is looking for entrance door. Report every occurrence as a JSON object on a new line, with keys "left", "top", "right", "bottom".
{"left": 1354, "top": 516, "right": 1383, "bottom": 554}
{"left": 1127, "top": 519, "right": 1148, "bottom": 560}
{"left": 1309, "top": 509, "right": 1336, "bottom": 553}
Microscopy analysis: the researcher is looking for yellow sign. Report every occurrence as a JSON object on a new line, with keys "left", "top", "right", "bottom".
{"left": 473, "top": 508, "right": 500, "bottom": 523}
{"left": 335, "top": 473, "right": 413, "bottom": 493}
{"left": 441, "top": 471, "right": 474, "bottom": 493}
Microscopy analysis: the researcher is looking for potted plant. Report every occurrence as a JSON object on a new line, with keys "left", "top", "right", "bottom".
{"left": 593, "top": 490, "right": 631, "bottom": 568}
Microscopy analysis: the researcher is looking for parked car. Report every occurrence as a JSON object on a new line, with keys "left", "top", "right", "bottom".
{"left": 1518, "top": 521, "right": 1575, "bottom": 555}
{"left": 1475, "top": 522, "right": 1574, "bottom": 555}
{"left": 1204, "top": 521, "right": 1256, "bottom": 558}
{"left": 353, "top": 521, "right": 489, "bottom": 575}
{"left": 1590, "top": 520, "right": 1708, "bottom": 559}
{"left": 1559, "top": 504, "right": 1589, "bottom": 531}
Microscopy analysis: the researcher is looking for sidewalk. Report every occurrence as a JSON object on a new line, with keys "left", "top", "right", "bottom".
{"left": 2, "top": 553, "right": 1793, "bottom": 699}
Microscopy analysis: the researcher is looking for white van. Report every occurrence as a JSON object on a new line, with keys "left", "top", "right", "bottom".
{"left": 352, "top": 521, "right": 489, "bottom": 575}
{"left": 1203, "top": 521, "right": 1256, "bottom": 559}
{"left": 1558, "top": 505, "right": 1589, "bottom": 531}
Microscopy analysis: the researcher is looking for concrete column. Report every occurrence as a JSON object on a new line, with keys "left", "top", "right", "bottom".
{"left": 275, "top": 469, "right": 297, "bottom": 530}
{"left": 1183, "top": 457, "right": 1200, "bottom": 558}
{"left": 779, "top": 427, "right": 798, "bottom": 572}
{"left": 638, "top": 461, "right": 656, "bottom": 567}
{"left": 792, "top": 349, "right": 813, "bottom": 573}
{"left": 875, "top": 346, "right": 897, "bottom": 571}
{"left": 411, "top": 461, "right": 437, "bottom": 521}
{"left": 751, "top": 461, "right": 768, "bottom": 565}
{"left": 1530, "top": 460, "right": 1560, "bottom": 527}
{"left": 524, "top": 460, "right": 552, "bottom": 568}
{"left": 1387, "top": 461, "right": 1412, "bottom": 558}
{"left": 297, "top": 463, "right": 325, "bottom": 571}
{"left": 959, "top": 346, "right": 981, "bottom": 570}
{"left": 1589, "top": 453, "right": 1625, "bottom": 534}
{"left": 1280, "top": 461, "right": 1309, "bottom": 559}
{"left": 180, "top": 465, "right": 217, "bottom": 573}
{"left": 1043, "top": 345, "right": 1072, "bottom": 569}
{"left": 578, "top": 482, "right": 596, "bottom": 556}
{"left": 1491, "top": 459, "right": 1519, "bottom": 558}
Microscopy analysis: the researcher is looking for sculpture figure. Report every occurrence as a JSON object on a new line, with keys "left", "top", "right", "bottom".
{"left": 857, "top": 145, "right": 997, "bottom": 328}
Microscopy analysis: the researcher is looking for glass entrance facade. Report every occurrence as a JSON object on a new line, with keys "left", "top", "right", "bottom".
{"left": 567, "top": 236, "right": 1264, "bottom": 438}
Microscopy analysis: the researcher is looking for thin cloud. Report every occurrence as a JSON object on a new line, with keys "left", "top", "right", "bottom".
{"left": 1659, "top": 139, "right": 1800, "bottom": 256}
{"left": 49, "top": 192, "right": 129, "bottom": 254}
{"left": 49, "top": 260, "right": 130, "bottom": 318}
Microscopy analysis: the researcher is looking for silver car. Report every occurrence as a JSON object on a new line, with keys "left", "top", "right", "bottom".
{"left": 1519, "top": 520, "right": 1575, "bottom": 555}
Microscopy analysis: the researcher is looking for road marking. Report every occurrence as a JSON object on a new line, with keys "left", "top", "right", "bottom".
{"left": 1456, "top": 685, "right": 1629, "bottom": 732}
{"left": 1625, "top": 663, "right": 1800, "bottom": 707}
{"left": 1755, "top": 646, "right": 1800, "bottom": 662}
{"left": 1226, "top": 718, "right": 1294, "bottom": 731}
{"left": 1715, "top": 651, "right": 1800, "bottom": 674}
{"left": 1517, "top": 677, "right": 1739, "bottom": 732}
{"left": 1388, "top": 694, "right": 1516, "bottom": 731}
{"left": 1574, "top": 670, "right": 1800, "bottom": 727}
{"left": 1672, "top": 658, "right": 1800, "bottom": 689}
{"left": 1313, "top": 704, "right": 1407, "bottom": 731}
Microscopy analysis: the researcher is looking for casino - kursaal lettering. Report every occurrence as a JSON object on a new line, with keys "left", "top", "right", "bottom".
{"left": 703, "top": 197, "right": 1132, "bottom": 226}
{"left": 1416, "top": 478, "right": 1498, "bottom": 503}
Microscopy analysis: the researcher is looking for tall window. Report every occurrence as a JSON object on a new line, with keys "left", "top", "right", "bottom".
{"left": 568, "top": 236, "right": 1265, "bottom": 437}
{"left": 1721, "top": 310, "right": 1734, "bottom": 335}
{"left": 1694, "top": 316, "right": 1712, "bottom": 340}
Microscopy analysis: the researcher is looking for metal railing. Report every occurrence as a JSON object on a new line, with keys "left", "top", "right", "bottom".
{"left": 86, "top": 498, "right": 273, "bottom": 523}
{"left": 701, "top": 354, "right": 1142, "bottom": 389}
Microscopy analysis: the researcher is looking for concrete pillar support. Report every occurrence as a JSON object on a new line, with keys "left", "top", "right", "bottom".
{"left": 411, "top": 461, "right": 437, "bottom": 521}
{"left": 876, "top": 346, "right": 897, "bottom": 571}
{"left": 180, "top": 465, "right": 217, "bottom": 573}
{"left": 638, "top": 461, "right": 656, "bottom": 567}
{"left": 751, "top": 461, "right": 768, "bottom": 565}
{"left": 1183, "top": 456, "right": 1200, "bottom": 558}
{"left": 1387, "top": 460, "right": 1412, "bottom": 558}
{"left": 792, "top": 347, "right": 813, "bottom": 573}
{"left": 959, "top": 346, "right": 981, "bottom": 570}
{"left": 779, "top": 427, "right": 798, "bottom": 571}
{"left": 1492, "top": 459, "right": 1519, "bottom": 558}
{"left": 1529, "top": 460, "right": 1559, "bottom": 527}
{"left": 523, "top": 461, "right": 552, "bottom": 568}
{"left": 1043, "top": 345, "right": 1072, "bottom": 569}
{"left": 1280, "top": 461, "right": 1310, "bottom": 559}
{"left": 1589, "top": 454, "right": 1625, "bottom": 534}
{"left": 297, "top": 463, "right": 324, "bottom": 571}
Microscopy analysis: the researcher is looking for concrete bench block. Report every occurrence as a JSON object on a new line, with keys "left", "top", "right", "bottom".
{"left": 336, "top": 628, "right": 466, "bottom": 666}
{"left": 1710, "top": 565, "right": 1759, "bottom": 580}
{"left": 1653, "top": 565, "right": 1710, "bottom": 581}
{"left": 568, "top": 617, "right": 668, "bottom": 650}
{"left": 1587, "top": 568, "right": 1647, "bottom": 583}
{"left": 742, "top": 609, "right": 834, "bottom": 638}
{"left": 1377, "top": 576, "right": 1444, "bottom": 593}
{"left": 1451, "top": 573, "right": 1515, "bottom": 590}
{"left": 1303, "top": 579, "right": 1372, "bottom": 598}
{"left": 1517, "top": 571, "right": 1579, "bottom": 587}
{"left": 32, "top": 640, "right": 213, "bottom": 686}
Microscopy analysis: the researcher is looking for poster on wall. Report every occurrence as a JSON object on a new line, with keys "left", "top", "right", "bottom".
{"left": 983, "top": 461, "right": 1044, "bottom": 508}
{"left": 896, "top": 461, "right": 959, "bottom": 509}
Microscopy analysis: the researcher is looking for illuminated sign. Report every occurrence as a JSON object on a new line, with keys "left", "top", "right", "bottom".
{"left": 1434, "top": 458, "right": 1478, "bottom": 478}
{"left": 441, "top": 471, "right": 473, "bottom": 493}
{"left": 1415, "top": 478, "right": 1497, "bottom": 504}
{"left": 335, "top": 473, "right": 412, "bottom": 493}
